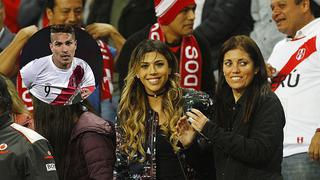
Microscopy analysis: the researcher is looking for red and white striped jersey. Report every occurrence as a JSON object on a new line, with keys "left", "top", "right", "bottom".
{"left": 20, "top": 55, "right": 95, "bottom": 105}
{"left": 268, "top": 18, "right": 320, "bottom": 157}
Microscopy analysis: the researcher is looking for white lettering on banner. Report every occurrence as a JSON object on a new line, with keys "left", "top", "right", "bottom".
{"left": 183, "top": 46, "right": 199, "bottom": 88}
{"left": 150, "top": 24, "right": 161, "bottom": 40}
{"left": 185, "top": 61, "right": 199, "bottom": 73}
{"left": 151, "top": 23, "right": 160, "bottom": 31}
{"left": 22, "top": 90, "right": 32, "bottom": 103}
{"left": 184, "top": 75, "right": 198, "bottom": 86}
{"left": 185, "top": 46, "right": 198, "bottom": 59}
{"left": 150, "top": 32, "right": 160, "bottom": 40}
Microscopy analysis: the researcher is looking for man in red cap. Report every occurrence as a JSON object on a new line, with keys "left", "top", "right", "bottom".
{"left": 116, "top": 0, "right": 215, "bottom": 98}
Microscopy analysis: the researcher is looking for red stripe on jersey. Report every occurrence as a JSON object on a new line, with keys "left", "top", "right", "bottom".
{"left": 271, "top": 36, "right": 317, "bottom": 91}
{"left": 51, "top": 65, "right": 84, "bottom": 105}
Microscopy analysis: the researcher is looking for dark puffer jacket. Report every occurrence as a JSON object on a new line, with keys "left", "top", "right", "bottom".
{"left": 65, "top": 111, "right": 116, "bottom": 180}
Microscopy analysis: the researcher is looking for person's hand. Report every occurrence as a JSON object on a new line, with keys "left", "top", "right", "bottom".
{"left": 186, "top": 108, "right": 209, "bottom": 132}
{"left": 86, "top": 23, "right": 116, "bottom": 39}
{"left": 80, "top": 88, "right": 92, "bottom": 99}
{"left": 266, "top": 63, "right": 277, "bottom": 78}
{"left": 176, "top": 116, "right": 196, "bottom": 148}
{"left": 308, "top": 132, "right": 320, "bottom": 161}
{"left": 16, "top": 25, "right": 38, "bottom": 39}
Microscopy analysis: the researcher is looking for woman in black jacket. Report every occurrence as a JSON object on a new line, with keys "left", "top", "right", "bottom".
{"left": 178, "top": 35, "right": 285, "bottom": 180}
{"left": 115, "top": 39, "right": 215, "bottom": 179}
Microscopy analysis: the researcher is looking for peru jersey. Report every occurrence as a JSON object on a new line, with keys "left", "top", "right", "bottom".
{"left": 268, "top": 18, "right": 320, "bottom": 157}
{"left": 20, "top": 55, "right": 95, "bottom": 105}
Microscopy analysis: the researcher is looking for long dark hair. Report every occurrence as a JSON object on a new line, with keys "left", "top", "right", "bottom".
{"left": 216, "top": 35, "right": 270, "bottom": 124}
{"left": 33, "top": 97, "right": 92, "bottom": 179}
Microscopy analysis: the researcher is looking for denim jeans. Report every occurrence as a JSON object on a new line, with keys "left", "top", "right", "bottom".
{"left": 282, "top": 153, "right": 320, "bottom": 180}
{"left": 101, "top": 94, "right": 119, "bottom": 123}
{"left": 87, "top": 86, "right": 101, "bottom": 114}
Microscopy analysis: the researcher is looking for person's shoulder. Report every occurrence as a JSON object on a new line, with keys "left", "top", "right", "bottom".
{"left": 192, "top": 31, "right": 206, "bottom": 44}
{"left": 273, "top": 38, "right": 287, "bottom": 48}
{"left": 268, "top": 38, "right": 287, "bottom": 62}
{"left": 10, "top": 123, "right": 47, "bottom": 144}
{"left": 72, "top": 57, "right": 92, "bottom": 69}
{"left": 23, "top": 55, "right": 51, "bottom": 69}
{"left": 259, "top": 91, "right": 282, "bottom": 108}
{"left": 73, "top": 56, "right": 86, "bottom": 64}
{"left": 8, "top": 123, "right": 50, "bottom": 155}
{"left": 191, "top": 31, "right": 210, "bottom": 52}
{"left": 72, "top": 111, "right": 115, "bottom": 139}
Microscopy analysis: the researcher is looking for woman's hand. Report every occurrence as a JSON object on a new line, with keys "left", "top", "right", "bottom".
{"left": 186, "top": 108, "right": 209, "bottom": 133}
{"left": 176, "top": 116, "right": 196, "bottom": 148}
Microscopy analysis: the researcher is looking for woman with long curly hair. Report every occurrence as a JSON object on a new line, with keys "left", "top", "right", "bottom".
{"left": 115, "top": 39, "right": 215, "bottom": 179}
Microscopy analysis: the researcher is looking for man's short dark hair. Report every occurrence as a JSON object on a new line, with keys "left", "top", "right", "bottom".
{"left": 50, "top": 24, "right": 76, "bottom": 41}
{"left": 295, "top": 0, "right": 320, "bottom": 17}
{"left": 0, "top": 75, "right": 12, "bottom": 113}
{"left": 46, "top": 0, "right": 85, "bottom": 10}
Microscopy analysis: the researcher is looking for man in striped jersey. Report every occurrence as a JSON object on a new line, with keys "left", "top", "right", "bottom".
{"left": 20, "top": 24, "right": 95, "bottom": 105}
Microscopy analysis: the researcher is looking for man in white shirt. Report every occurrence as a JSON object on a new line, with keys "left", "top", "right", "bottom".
{"left": 268, "top": 0, "right": 320, "bottom": 179}
{"left": 20, "top": 24, "right": 95, "bottom": 105}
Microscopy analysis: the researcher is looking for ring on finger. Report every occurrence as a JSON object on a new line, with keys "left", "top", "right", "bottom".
{"left": 187, "top": 117, "right": 195, "bottom": 123}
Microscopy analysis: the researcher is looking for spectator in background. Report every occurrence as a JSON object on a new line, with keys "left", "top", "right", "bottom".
{"left": 0, "top": 24, "right": 37, "bottom": 77}
{"left": 0, "top": 0, "right": 38, "bottom": 78}
{"left": 194, "top": 0, "right": 253, "bottom": 71}
{"left": 85, "top": 0, "right": 113, "bottom": 27}
{"left": 117, "top": 0, "right": 156, "bottom": 39}
{"left": 3, "top": 0, "right": 45, "bottom": 33}
{"left": 0, "top": 73, "right": 34, "bottom": 129}
{"left": 0, "top": 0, "right": 14, "bottom": 52}
{"left": 250, "top": 0, "right": 284, "bottom": 61}
{"left": 86, "top": 0, "right": 156, "bottom": 39}
{"left": 268, "top": 0, "right": 320, "bottom": 179}
{"left": 0, "top": 75, "right": 59, "bottom": 180}
{"left": 178, "top": 35, "right": 285, "bottom": 180}
{"left": 116, "top": 0, "right": 215, "bottom": 98}
{"left": 17, "top": 0, "right": 47, "bottom": 29}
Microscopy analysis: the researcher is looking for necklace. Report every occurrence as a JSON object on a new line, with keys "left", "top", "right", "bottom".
{"left": 145, "top": 88, "right": 167, "bottom": 98}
